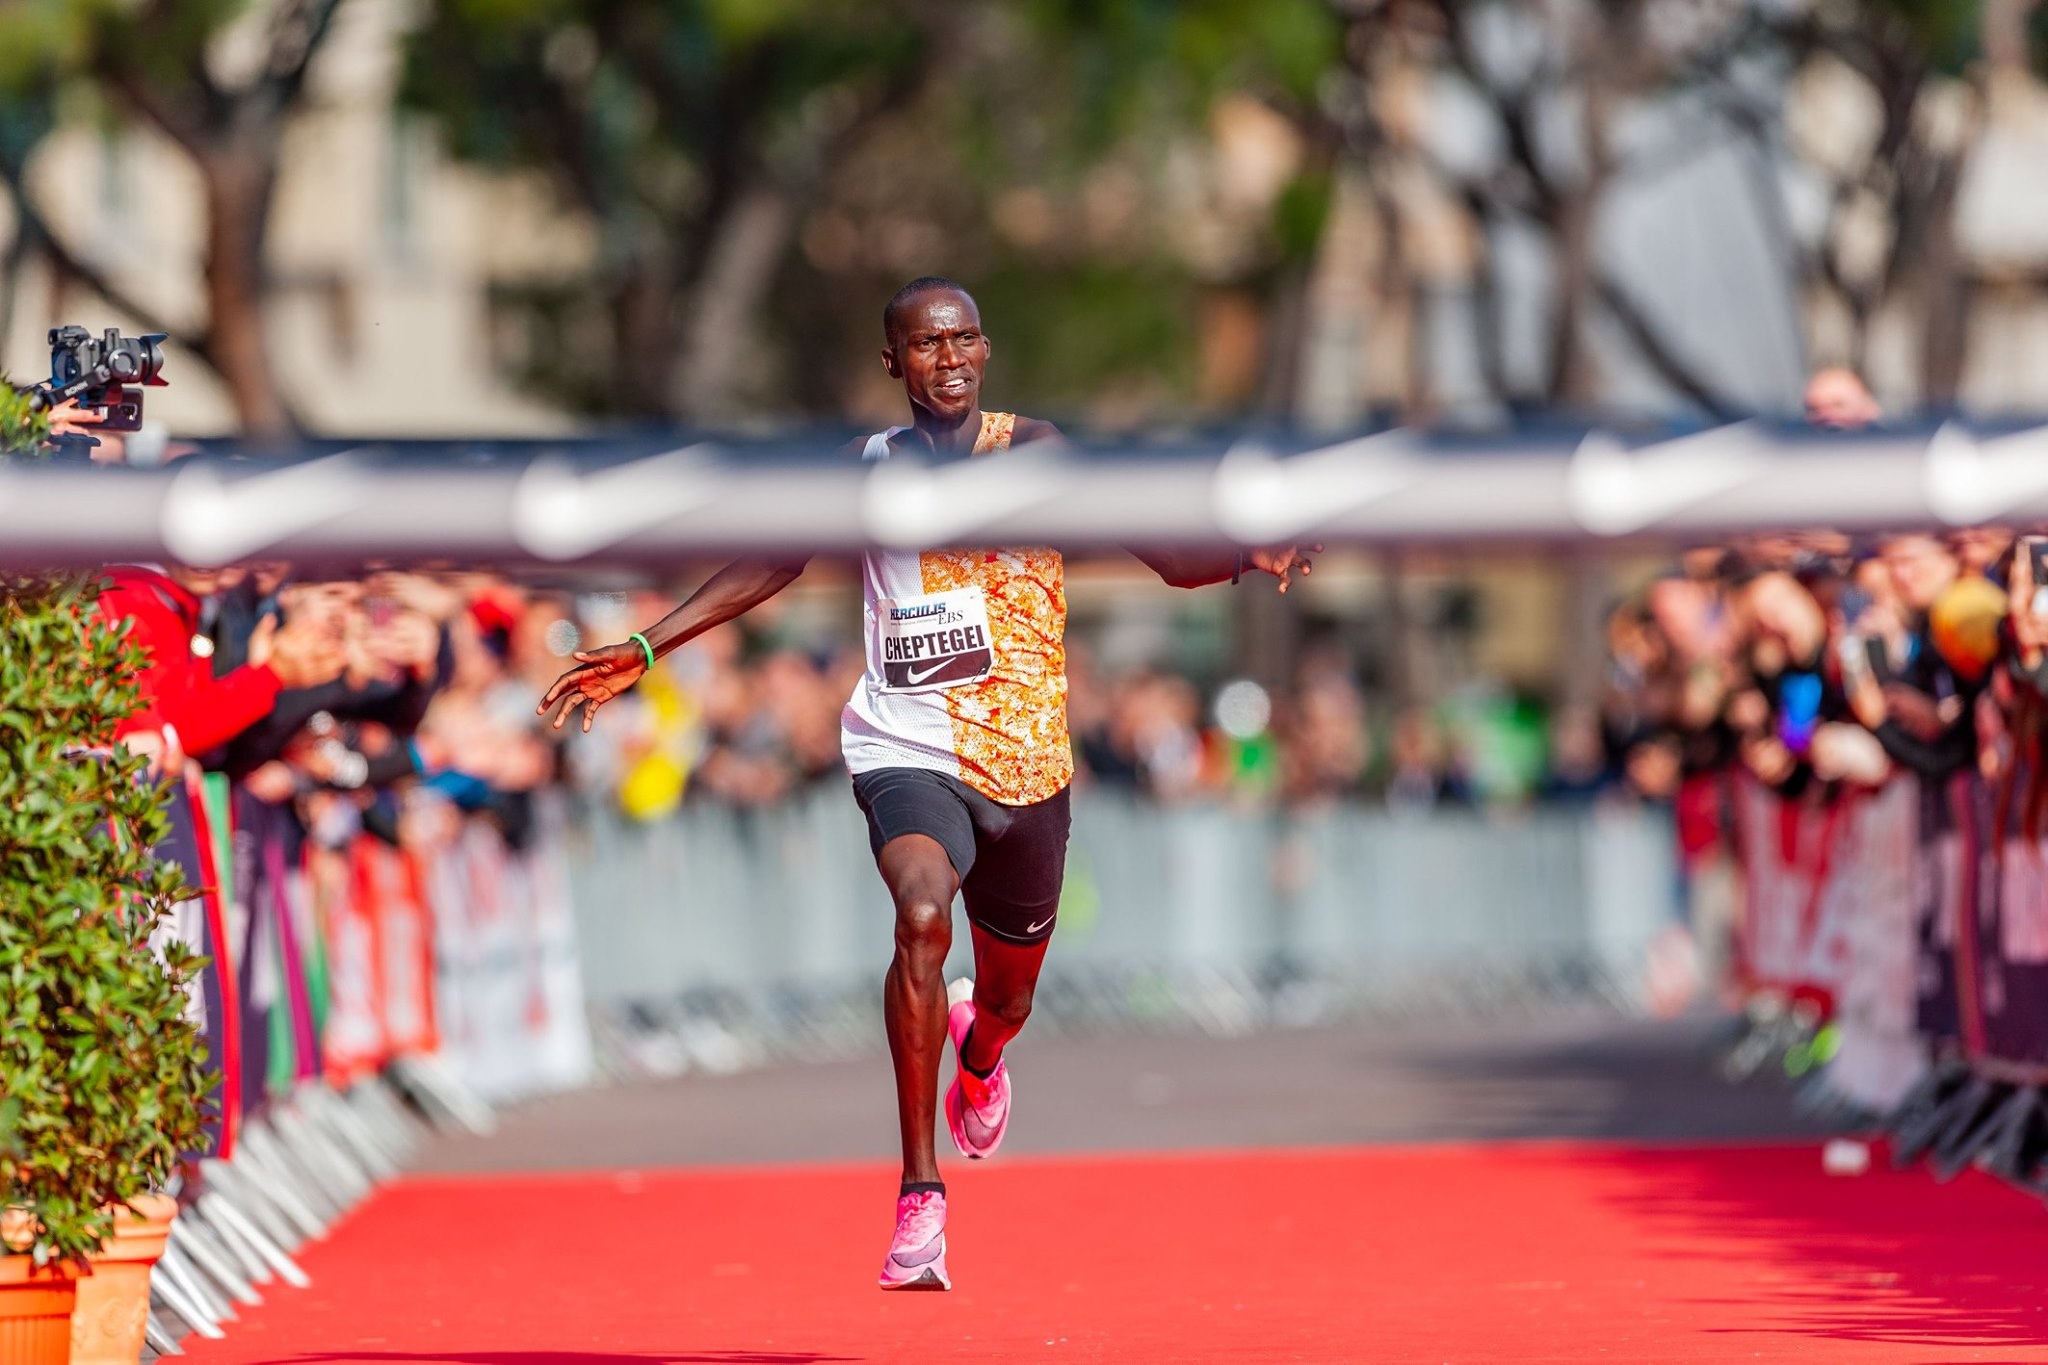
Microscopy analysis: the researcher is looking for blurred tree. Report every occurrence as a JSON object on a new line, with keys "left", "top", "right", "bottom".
{"left": 1306, "top": 0, "right": 1793, "bottom": 420}
{"left": 400, "top": 0, "right": 945, "bottom": 420}
{"left": 962, "top": 0, "right": 1340, "bottom": 417}
{"left": 402, "top": 0, "right": 1339, "bottom": 423}
{"left": 1759, "top": 0, "right": 2036, "bottom": 405}
{"left": 1324, "top": 0, "right": 2047, "bottom": 419}
{"left": 0, "top": 0, "right": 351, "bottom": 436}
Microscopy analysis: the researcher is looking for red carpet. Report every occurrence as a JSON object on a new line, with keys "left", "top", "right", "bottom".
{"left": 179, "top": 1142, "right": 2048, "bottom": 1363}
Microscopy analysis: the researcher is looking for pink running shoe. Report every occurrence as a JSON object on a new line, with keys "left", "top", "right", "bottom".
{"left": 945, "top": 977, "right": 1012, "bottom": 1160}
{"left": 878, "top": 1188, "right": 949, "bottom": 1291}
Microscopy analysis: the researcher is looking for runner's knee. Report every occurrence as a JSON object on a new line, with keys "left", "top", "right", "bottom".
{"left": 978, "top": 979, "right": 1033, "bottom": 1029}
{"left": 892, "top": 892, "right": 953, "bottom": 966}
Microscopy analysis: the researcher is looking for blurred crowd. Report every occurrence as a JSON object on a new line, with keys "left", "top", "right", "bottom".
{"left": 1600, "top": 369, "right": 2048, "bottom": 930}
{"left": 103, "top": 560, "right": 564, "bottom": 855}
{"left": 106, "top": 553, "right": 1620, "bottom": 831}
{"left": 574, "top": 615, "right": 1593, "bottom": 817}
{"left": 1603, "top": 525, "right": 2032, "bottom": 852}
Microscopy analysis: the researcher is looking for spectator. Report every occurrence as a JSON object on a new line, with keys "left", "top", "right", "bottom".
{"left": 1803, "top": 366, "right": 1882, "bottom": 430}
{"left": 99, "top": 562, "right": 346, "bottom": 769}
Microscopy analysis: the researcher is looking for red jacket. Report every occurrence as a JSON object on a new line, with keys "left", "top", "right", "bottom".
{"left": 98, "top": 566, "right": 282, "bottom": 755}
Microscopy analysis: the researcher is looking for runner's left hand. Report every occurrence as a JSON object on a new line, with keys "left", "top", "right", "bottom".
{"left": 538, "top": 643, "right": 649, "bottom": 733}
{"left": 1248, "top": 543, "right": 1321, "bottom": 594}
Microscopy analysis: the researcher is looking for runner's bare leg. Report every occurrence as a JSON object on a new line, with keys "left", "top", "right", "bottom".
{"left": 879, "top": 834, "right": 960, "bottom": 1186}
{"left": 961, "top": 928, "right": 1049, "bottom": 1073}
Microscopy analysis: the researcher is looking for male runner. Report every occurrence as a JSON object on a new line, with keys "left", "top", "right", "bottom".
{"left": 539, "top": 277, "right": 1312, "bottom": 1290}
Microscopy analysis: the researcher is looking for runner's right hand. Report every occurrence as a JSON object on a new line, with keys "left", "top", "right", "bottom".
{"left": 539, "top": 643, "right": 649, "bottom": 732}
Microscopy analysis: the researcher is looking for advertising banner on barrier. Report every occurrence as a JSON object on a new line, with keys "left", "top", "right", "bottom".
{"left": 210, "top": 787, "right": 592, "bottom": 1126}
{"left": 1913, "top": 775, "right": 1969, "bottom": 1050}
{"left": 1824, "top": 778, "right": 1927, "bottom": 1110}
{"left": 1728, "top": 754, "right": 2048, "bottom": 1092}
{"left": 426, "top": 794, "right": 592, "bottom": 1103}
{"left": 1730, "top": 774, "right": 1853, "bottom": 1013}
{"left": 319, "top": 836, "right": 384, "bottom": 1086}
{"left": 322, "top": 833, "right": 444, "bottom": 1087}
{"left": 1966, "top": 752, "right": 2048, "bottom": 1079}
{"left": 155, "top": 773, "right": 232, "bottom": 1155}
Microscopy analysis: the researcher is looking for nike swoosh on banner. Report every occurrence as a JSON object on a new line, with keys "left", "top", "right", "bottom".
{"left": 1211, "top": 431, "right": 1418, "bottom": 544}
{"left": 905, "top": 657, "right": 964, "bottom": 685}
{"left": 162, "top": 450, "right": 375, "bottom": 564}
{"left": 1565, "top": 423, "right": 1769, "bottom": 536}
{"left": 863, "top": 445, "right": 1065, "bottom": 547}
{"left": 1924, "top": 421, "right": 2048, "bottom": 524}
{"left": 511, "top": 444, "right": 717, "bottom": 561}
{"left": 890, "top": 1237, "right": 944, "bottom": 1269}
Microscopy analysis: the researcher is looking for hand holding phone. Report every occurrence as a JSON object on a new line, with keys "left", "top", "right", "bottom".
{"left": 2014, "top": 536, "right": 2048, "bottom": 664}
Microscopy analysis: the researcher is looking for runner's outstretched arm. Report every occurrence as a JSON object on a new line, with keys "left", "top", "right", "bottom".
{"left": 1129, "top": 545, "right": 1318, "bottom": 593}
{"left": 1004, "top": 418, "right": 1318, "bottom": 593}
{"left": 537, "top": 555, "right": 810, "bottom": 732}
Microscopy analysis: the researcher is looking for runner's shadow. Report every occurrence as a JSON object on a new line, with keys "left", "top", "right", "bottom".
{"left": 264, "top": 1352, "right": 857, "bottom": 1364}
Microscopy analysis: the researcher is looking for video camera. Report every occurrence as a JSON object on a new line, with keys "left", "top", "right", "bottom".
{"left": 28, "top": 325, "right": 167, "bottom": 433}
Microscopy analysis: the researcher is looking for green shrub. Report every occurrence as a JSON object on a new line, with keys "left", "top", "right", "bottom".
{"left": 0, "top": 384, "right": 212, "bottom": 1263}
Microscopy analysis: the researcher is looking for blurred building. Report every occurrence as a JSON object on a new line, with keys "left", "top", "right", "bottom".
{"left": 0, "top": 0, "right": 572, "bottom": 437}
{"left": 10, "top": 4, "right": 2048, "bottom": 436}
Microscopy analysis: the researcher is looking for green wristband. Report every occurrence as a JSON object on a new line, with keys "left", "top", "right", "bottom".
{"left": 629, "top": 632, "right": 657, "bottom": 671}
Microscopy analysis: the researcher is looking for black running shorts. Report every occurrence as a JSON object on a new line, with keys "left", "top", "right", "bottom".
{"left": 851, "top": 767, "right": 1072, "bottom": 945}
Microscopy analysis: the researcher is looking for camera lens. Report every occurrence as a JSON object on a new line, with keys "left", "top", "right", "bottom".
{"left": 110, "top": 350, "right": 138, "bottom": 380}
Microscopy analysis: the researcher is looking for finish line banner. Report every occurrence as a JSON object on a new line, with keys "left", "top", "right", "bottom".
{"left": 6, "top": 422, "right": 2048, "bottom": 571}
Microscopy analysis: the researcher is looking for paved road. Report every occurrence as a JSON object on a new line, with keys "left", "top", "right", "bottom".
{"left": 416, "top": 1009, "right": 1835, "bottom": 1174}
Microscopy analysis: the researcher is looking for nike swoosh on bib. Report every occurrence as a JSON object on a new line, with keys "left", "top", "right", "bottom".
{"left": 906, "top": 658, "right": 955, "bottom": 684}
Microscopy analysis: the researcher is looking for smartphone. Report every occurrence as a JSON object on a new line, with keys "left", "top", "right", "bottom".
{"left": 1778, "top": 671, "right": 1823, "bottom": 758}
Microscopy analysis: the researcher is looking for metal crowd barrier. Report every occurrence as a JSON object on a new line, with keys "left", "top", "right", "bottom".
{"left": 1724, "top": 762, "right": 2048, "bottom": 1189}
{"left": 567, "top": 789, "right": 1683, "bottom": 1076}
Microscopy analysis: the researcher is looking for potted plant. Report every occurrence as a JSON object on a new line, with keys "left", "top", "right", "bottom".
{"left": 0, "top": 385, "right": 213, "bottom": 1364}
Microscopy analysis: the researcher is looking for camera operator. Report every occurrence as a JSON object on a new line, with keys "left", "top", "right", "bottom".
{"left": 41, "top": 398, "right": 127, "bottom": 462}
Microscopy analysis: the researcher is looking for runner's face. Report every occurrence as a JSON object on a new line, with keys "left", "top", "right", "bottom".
{"left": 885, "top": 292, "right": 989, "bottom": 424}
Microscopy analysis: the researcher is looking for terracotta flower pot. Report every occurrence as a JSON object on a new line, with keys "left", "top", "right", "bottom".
{"left": 1, "top": 1210, "right": 78, "bottom": 1365}
{"left": 68, "top": 1194, "right": 177, "bottom": 1365}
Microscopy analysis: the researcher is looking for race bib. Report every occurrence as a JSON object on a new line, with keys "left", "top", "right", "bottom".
{"left": 877, "top": 587, "right": 994, "bottom": 692}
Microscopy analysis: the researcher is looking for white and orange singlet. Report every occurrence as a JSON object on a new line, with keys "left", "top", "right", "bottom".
{"left": 841, "top": 411, "right": 1073, "bottom": 807}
